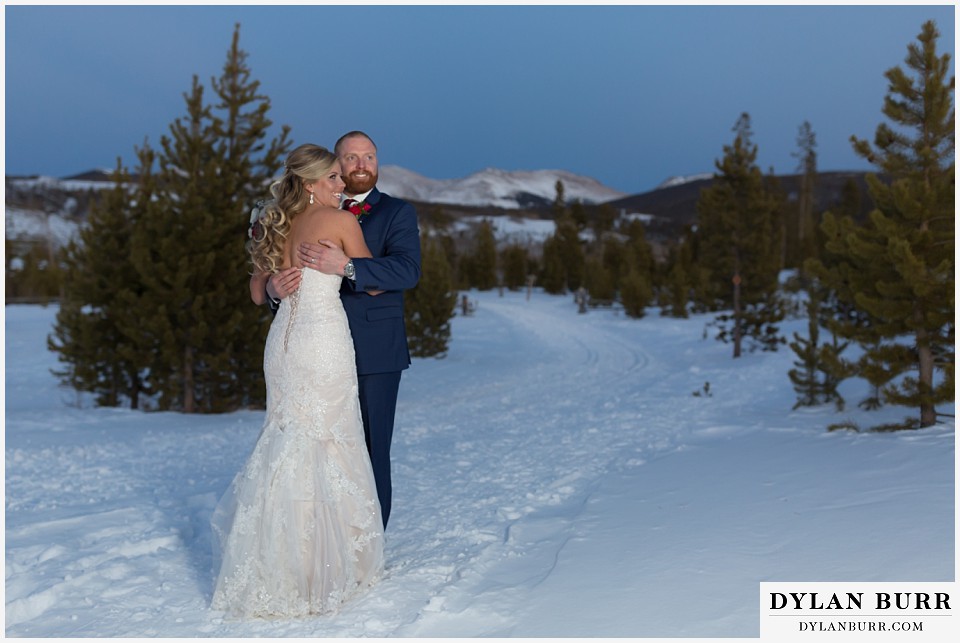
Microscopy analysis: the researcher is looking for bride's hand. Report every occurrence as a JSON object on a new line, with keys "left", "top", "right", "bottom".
{"left": 267, "top": 267, "right": 302, "bottom": 300}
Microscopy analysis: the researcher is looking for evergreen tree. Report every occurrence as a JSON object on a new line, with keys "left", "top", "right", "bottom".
{"left": 806, "top": 216, "right": 884, "bottom": 410}
{"left": 696, "top": 112, "right": 785, "bottom": 357}
{"left": 593, "top": 203, "right": 617, "bottom": 245}
{"left": 584, "top": 256, "right": 615, "bottom": 302}
{"left": 49, "top": 159, "right": 147, "bottom": 408}
{"left": 835, "top": 177, "right": 863, "bottom": 219}
{"left": 438, "top": 233, "right": 463, "bottom": 290}
{"left": 500, "top": 243, "right": 529, "bottom": 291}
{"left": 791, "top": 120, "right": 818, "bottom": 270}
{"left": 556, "top": 214, "right": 585, "bottom": 292}
{"left": 788, "top": 287, "right": 851, "bottom": 410}
{"left": 616, "top": 218, "right": 655, "bottom": 314}
{"left": 621, "top": 219, "right": 654, "bottom": 278}
{"left": 539, "top": 235, "right": 566, "bottom": 294}
{"left": 570, "top": 200, "right": 588, "bottom": 231}
{"left": 6, "top": 240, "right": 64, "bottom": 303}
{"left": 419, "top": 204, "right": 454, "bottom": 234}
{"left": 620, "top": 269, "right": 653, "bottom": 319}
{"left": 817, "top": 21, "right": 954, "bottom": 428}
{"left": 539, "top": 213, "right": 585, "bottom": 294}
{"left": 469, "top": 219, "right": 498, "bottom": 290}
{"left": 552, "top": 179, "right": 566, "bottom": 220}
{"left": 663, "top": 239, "right": 693, "bottom": 318}
{"left": 133, "top": 24, "right": 290, "bottom": 412}
{"left": 405, "top": 235, "right": 457, "bottom": 358}
{"left": 601, "top": 236, "right": 625, "bottom": 294}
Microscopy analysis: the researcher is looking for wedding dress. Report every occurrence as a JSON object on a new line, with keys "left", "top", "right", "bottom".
{"left": 211, "top": 268, "right": 384, "bottom": 618}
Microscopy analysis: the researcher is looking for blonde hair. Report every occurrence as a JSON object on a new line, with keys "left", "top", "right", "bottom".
{"left": 246, "top": 143, "right": 339, "bottom": 274}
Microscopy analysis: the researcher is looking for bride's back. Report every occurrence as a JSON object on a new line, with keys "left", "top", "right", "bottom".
{"left": 284, "top": 207, "right": 347, "bottom": 268}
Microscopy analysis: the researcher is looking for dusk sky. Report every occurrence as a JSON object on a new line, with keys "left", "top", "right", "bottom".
{"left": 4, "top": 3, "right": 956, "bottom": 194}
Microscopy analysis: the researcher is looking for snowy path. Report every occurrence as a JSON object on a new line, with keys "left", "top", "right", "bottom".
{"left": 4, "top": 292, "right": 954, "bottom": 638}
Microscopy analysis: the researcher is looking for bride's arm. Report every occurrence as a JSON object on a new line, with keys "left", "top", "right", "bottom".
{"left": 250, "top": 272, "right": 269, "bottom": 305}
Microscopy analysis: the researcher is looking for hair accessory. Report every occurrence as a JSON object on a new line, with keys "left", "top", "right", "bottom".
{"left": 247, "top": 200, "right": 266, "bottom": 240}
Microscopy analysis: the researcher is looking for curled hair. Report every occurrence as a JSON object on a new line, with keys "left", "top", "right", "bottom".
{"left": 246, "top": 143, "right": 339, "bottom": 273}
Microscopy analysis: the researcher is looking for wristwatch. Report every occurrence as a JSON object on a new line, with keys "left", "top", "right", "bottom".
{"left": 343, "top": 259, "right": 356, "bottom": 280}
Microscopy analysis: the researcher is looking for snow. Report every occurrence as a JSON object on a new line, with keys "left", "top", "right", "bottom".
{"left": 657, "top": 173, "right": 714, "bottom": 189}
{"left": 3, "top": 291, "right": 955, "bottom": 639}
{"left": 7, "top": 174, "right": 119, "bottom": 193}
{"left": 378, "top": 165, "right": 626, "bottom": 209}
{"left": 449, "top": 214, "right": 558, "bottom": 246}
{"left": 4, "top": 207, "right": 81, "bottom": 250}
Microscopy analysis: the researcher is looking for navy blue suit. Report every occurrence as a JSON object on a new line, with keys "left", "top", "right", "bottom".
{"left": 341, "top": 187, "right": 421, "bottom": 527}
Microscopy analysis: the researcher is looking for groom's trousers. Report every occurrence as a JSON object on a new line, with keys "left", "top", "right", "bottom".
{"left": 357, "top": 371, "right": 402, "bottom": 529}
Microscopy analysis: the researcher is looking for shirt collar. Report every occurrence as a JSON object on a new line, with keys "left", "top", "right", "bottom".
{"left": 342, "top": 187, "right": 374, "bottom": 206}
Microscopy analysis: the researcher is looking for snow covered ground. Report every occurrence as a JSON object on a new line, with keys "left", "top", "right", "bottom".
{"left": 4, "top": 290, "right": 955, "bottom": 639}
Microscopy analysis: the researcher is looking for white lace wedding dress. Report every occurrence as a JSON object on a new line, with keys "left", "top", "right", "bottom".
{"left": 211, "top": 268, "right": 384, "bottom": 618}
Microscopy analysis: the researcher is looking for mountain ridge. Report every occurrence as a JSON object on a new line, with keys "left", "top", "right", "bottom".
{"left": 6, "top": 167, "right": 875, "bottom": 253}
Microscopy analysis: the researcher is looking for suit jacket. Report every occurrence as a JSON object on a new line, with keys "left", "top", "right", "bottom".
{"left": 342, "top": 187, "right": 421, "bottom": 375}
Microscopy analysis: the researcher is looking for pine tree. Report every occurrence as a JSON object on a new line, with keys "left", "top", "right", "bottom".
{"left": 806, "top": 216, "right": 884, "bottom": 410}
{"left": 539, "top": 235, "right": 566, "bottom": 294}
{"left": 791, "top": 121, "right": 818, "bottom": 270}
{"left": 585, "top": 256, "right": 615, "bottom": 302}
{"left": 133, "top": 24, "right": 290, "bottom": 412}
{"left": 615, "top": 218, "right": 655, "bottom": 314}
{"left": 817, "top": 21, "right": 954, "bottom": 428}
{"left": 593, "top": 203, "right": 617, "bottom": 245}
{"left": 621, "top": 219, "right": 654, "bottom": 279}
{"left": 556, "top": 214, "right": 585, "bottom": 292}
{"left": 552, "top": 180, "right": 566, "bottom": 220}
{"left": 663, "top": 239, "right": 693, "bottom": 318}
{"left": 48, "top": 159, "right": 146, "bottom": 408}
{"left": 696, "top": 112, "right": 785, "bottom": 357}
{"left": 835, "top": 177, "right": 863, "bottom": 219}
{"left": 570, "top": 200, "right": 588, "bottom": 231}
{"left": 788, "top": 287, "right": 851, "bottom": 410}
{"left": 470, "top": 219, "right": 498, "bottom": 290}
{"left": 405, "top": 235, "right": 457, "bottom": 358}
{"left": 500, "top": 243, "right": 529, "bottom": 291}
{"left": 601, "top": 237, "right": 625, "bottom": 294}
{"left": 620, "top": 269, "right": 653, "bottom": 319}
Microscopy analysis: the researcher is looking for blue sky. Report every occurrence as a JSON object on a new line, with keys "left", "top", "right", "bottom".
{"left": 4, "top": 3, "right": 955, "bottom": 194}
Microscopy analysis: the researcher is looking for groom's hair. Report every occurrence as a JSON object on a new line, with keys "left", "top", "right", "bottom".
{"left": 335, "top": 130, "right": 377, "bottom": 155}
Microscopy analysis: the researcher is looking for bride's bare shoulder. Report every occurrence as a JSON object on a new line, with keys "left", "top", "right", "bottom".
{"left": 294, "top": 207, "right": 344, "bottom": 232}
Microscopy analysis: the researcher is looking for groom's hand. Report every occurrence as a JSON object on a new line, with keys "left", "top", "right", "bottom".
{"left": 300, "top": 240, "right": 349, "bottom": 276}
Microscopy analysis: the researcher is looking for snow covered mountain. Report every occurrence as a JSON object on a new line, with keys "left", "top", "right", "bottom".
{"left": 4, "top": 166, "right": 628, "bottom": 250}
{"left": 655, "top": 172, "right": 713, "bottom": 189}
{"left": 377, "top": 166, "right": 626, "bottom": 209}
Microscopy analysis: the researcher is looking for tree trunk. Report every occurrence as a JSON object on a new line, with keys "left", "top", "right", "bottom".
{"left": 732, "top": 272, "right": 742, "bottom": 358}
{"left": 183, "top": 346, "right": 195, "bottom": 413}
{"left": 129, "top": 373, "right": 140, "bottom": 410}
{"left": 917, "top": 326, "right": 936, "bottom": 427}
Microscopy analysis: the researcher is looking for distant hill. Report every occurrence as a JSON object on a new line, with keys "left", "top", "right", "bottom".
{"left": 377, "top": 165, "right": 626, "bottom": 209}
{"left": 5, "top": 167, "right": 878, "bottom": 254}
{"left": 606, "top": 171, "right": 877, "bottom": 230}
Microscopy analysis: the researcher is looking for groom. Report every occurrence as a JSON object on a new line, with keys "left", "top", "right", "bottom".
{"left": 268, "top": 131, "right": 421, "bottom": 528}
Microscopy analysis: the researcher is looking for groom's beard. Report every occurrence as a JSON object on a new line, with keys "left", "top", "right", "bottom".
{"left": 344, "top": 169, "right": 378, "bottom": 195}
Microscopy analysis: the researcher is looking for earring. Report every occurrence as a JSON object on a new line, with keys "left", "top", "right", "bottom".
{"left": 309, "top": 192, "right": 314, "bottom": 205}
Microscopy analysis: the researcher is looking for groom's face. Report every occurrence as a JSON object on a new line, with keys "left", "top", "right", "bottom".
{"left": 338, "top": 136, "right": 379, "bottom": 196}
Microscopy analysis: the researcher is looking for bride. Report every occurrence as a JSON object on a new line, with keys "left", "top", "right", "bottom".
{"left": 210, "top": 144, "right": 384, "bottom": 618}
